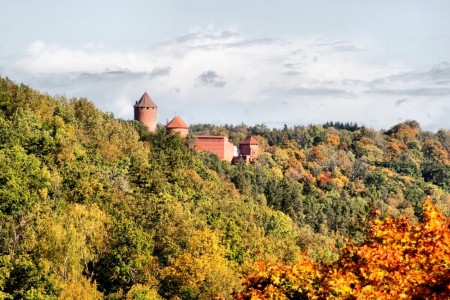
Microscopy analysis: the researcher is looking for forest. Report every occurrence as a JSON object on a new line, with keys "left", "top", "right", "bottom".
{"left": 1, "top": 76, "right": 450, "bottom": 299}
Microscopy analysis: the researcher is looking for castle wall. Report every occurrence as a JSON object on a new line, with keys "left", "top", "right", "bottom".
{"left": 195, "top": 136, "right": 235, "bottom": 162}
{"left": 224, "top": 140, "right": 236, "bottom": 162}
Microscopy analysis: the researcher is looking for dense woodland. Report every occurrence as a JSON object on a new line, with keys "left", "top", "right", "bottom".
{"left": 1, "top": 76, "right": 450, "bottom": 299}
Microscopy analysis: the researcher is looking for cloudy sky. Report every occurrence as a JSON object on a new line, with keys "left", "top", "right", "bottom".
{"left": 1, "top": 0, "right": 450, "bottom": 130}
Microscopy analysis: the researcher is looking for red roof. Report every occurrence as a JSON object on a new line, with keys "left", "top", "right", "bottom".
{"left": 133, "top": 92, "right": 157, "bottom": 108}
{"left": 239, "top": 135, "right": 259, "bottom": 145}
{"left": 166, "top": 116, "right": 189, "bottom": 129}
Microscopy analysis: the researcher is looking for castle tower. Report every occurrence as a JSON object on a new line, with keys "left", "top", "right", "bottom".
{"left": 239, "top": 135, "right": 260, "bottom": 161}
{"left": 166, "top": 116, "right": 189, "bottom": 138}
{"left": 134, "top": 92, "right": 158, "bottom": 132}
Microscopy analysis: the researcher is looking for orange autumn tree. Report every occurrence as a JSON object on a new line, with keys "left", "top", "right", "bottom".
{"left": 235, "top": 197, "right": 450, "bottom": 299}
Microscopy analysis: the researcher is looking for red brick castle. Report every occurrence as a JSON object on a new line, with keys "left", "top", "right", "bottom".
{"left": 133, "top": 92, "right": 259, "bottom": 163}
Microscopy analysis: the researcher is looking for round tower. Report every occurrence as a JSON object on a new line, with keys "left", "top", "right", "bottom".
{"left": 134, "top": 92, "right": 158, "bottom": 132}
{"left": 166, "top": 116, "right": 189, "bottom": 138}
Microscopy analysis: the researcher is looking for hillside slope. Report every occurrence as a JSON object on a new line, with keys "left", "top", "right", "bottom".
{"left": 0, "top": 77, "right": 310, "bottom": 299}
{"left": 0, "top": 77, "right": 449, "bottom": 299}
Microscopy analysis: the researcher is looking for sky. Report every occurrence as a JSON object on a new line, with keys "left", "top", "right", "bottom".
{"left": 1, "top": 0, "right": 450, "bottom": 131}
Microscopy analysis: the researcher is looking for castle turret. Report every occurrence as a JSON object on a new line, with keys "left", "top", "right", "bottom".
{"left": 134, "top": 92, "right": 157, "bottom": 132}
{"left": 166, "top": 116, "right": 189, "bottom": 138}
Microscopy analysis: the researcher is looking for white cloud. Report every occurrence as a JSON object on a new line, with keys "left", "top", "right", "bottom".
{"left": 1, "top": 29, "right": 449, "bottom": 131}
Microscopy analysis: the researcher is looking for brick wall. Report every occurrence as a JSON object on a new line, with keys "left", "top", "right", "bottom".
{"left": 134, "top": 106, "right": 157, "bottom": 132}
{"left": 195, "top": 136, "right": 235, "bottom": 162}
{"left": 167, "top": 128, "right": 189, "bottom": 138}
{"left": 239, "top": 144, "right": 260, "bottom": 161}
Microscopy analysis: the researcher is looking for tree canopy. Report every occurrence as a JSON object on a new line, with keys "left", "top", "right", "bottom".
{"left": 0, "top": 77, "right": 449, "bottom": 299}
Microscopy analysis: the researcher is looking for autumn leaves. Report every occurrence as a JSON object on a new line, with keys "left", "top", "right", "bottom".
{"left": 236, "top": 197, "right": 450, "bottom": 299}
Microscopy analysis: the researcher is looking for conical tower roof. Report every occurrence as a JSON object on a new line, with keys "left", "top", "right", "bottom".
{"left": 239, "top": 135, "right": 259, "bottom": 145}
{"left": 166, "top": 116, "right": 189, "bottom": 129}
{"left": 134, "top": 92, "right": 157, "bottom": 108}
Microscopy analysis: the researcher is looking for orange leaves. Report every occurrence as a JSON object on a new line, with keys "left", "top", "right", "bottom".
{"left": 236, "top": 197, "right": 450, "bottom": 299}
{"left": 326, "top": 134, "right": 340, "bottom": 147}
{"left": 316, "top": 171, "right": 349, "bottom": 190}
{"left": 235, "top": 256, "right": 322, "bottom": 300}
{"left": 422, "top": 196, "right": 446, "bottom": 230}
{"left": 333, "top": 196, "right": 450, "bottom": 298}
{"left": 317, "top": 172, "right": 332, "bottom": 188}
{"left": 384, "top": 138, "right": 407, "bottom": 161}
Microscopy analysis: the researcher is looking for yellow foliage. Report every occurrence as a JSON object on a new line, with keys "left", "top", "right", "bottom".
{"left": 162, "top": 228, "right": 239, "bottom": 300}
{"left": 57, "top": 278, "right": 103, "bottom": 300}
{"left": 36, "top": 204, "right": 109, "bottom": 281}
{"left": 126, "top": 284, "right": 162, "bottom": 300}
{"left": 53, "top": 116, "right": 85, "bottom": 162}
{"left": 381, "top": 167, "right": 395, "bottom": 177}
{"left": 271, "top": 167, "right": 284, "bottom": 179}
{"left": 331, "top": 175, "right": 349, "bottom": 189}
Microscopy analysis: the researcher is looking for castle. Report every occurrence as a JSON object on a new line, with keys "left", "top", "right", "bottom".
{"left": 133, "top": 92, "right": 259, "bottom": 163}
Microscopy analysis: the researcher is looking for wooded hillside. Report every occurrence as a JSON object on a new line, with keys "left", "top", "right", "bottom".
{"left": 1, "top": 77, "right": 449, "bottom": 299}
